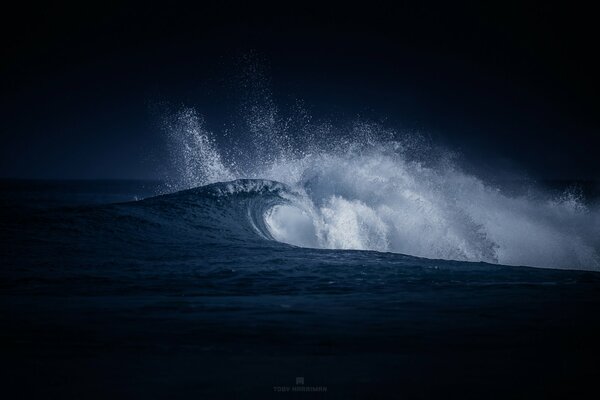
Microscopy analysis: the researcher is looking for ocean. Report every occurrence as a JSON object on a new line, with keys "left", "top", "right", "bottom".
{"left": 1, "top": 109, "right": 600, "bottom": 398}
{"left": 1, "top": 177, "right": 599, "bottom": 399}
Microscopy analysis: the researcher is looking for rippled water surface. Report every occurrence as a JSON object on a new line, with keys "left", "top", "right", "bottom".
{"left": 1, "top": 180, "right": 600, "bottom": 399}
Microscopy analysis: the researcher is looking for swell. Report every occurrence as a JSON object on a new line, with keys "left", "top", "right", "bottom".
{"left": 127, "top": 179, "right": 295, "bottom": 246}
{"left": 0, "top": 179, "right": 294, "bottom": 259}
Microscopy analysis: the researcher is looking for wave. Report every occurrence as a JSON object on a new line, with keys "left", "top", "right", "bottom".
{"left": 156, "top": 107, "right": 600, "bottom": 271}
{"left": 110, "top": 179, "right": 294, "bottom": 248}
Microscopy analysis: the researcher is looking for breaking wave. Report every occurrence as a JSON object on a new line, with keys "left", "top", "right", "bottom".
{"left": 158, "top": 102, "right": 600, "bottom": 270}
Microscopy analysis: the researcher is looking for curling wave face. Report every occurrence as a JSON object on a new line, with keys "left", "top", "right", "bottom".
{"left": 159, "top": 107, "right": 600, "bottom": 270}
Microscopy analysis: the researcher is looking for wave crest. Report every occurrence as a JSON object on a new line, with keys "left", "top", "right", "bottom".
{"left": 158, "top": 106, "right": 600, "bottom": 270}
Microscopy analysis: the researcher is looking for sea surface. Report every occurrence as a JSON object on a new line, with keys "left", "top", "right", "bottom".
{"left": 1, "top": 179, "right": 600, "bottom": 399}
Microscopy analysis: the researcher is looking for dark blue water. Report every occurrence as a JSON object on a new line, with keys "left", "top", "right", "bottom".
{"left": 1, "top": 179, "right": 600, "bottom": 399}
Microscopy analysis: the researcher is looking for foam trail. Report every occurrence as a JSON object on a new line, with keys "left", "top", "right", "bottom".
{"left": 164, "top": 106, "right": 600, "bottom": 270}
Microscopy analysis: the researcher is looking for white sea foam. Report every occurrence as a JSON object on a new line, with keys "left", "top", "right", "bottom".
{"left": 262, "top": 147, "right": 599, "bottom": 270}
{"left": 164, "top": 106, "right": 600, "bottom": 270}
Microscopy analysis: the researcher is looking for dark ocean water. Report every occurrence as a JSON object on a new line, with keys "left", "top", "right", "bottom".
{"left": 1, "top": 179, "right": 600, "bottom": 399}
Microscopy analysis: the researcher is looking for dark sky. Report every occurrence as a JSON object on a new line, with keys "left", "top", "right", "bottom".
{"left": 1, "top": 1, "right": 598, "bottom": 179}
